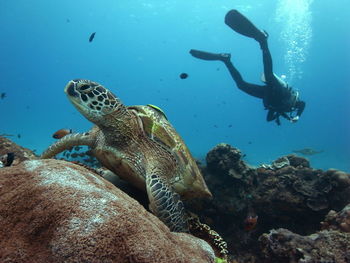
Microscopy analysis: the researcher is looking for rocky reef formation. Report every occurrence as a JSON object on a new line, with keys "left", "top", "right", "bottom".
{"left": 259, "top": 228, "right": 350, "bottom": 262}
{"left": 0, "top": 159, "right": 215, "bottom": 263}
{"left": 1, "top": 137, "right": 349, "bottom": 263}
{"left": 0, "top": 136, "right": 37, "bottom": 165}
{"left": 186, "top": 143, "right": 350, "bottom": 262}
{"left": 321, "top": 204, "right": 350, "bottom": 232}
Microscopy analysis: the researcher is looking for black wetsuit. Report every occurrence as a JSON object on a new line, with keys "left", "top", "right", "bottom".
{"left": 223, "top": 38, "right": 305, "bottom": 125}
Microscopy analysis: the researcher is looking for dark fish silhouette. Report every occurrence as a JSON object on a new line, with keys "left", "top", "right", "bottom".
{"left": 74, "top": 146, "right": 82, "bottom": 151}
{"left": 0, "top": 93, "right": 6, "bottom": 99}
{"left": 179, "top": 73, "right": 188, "bottom": 79}
{"left": 293, "top": 148, "right": 323, "bottom": 156}
{"left": 0, "top": 152, "right": 15, "bottom": 167}
{"left": 71, "top": 153, "right": 79, "bottom": 158}
{"left": 89, "top": 32, "right": 96, "bottom": 42}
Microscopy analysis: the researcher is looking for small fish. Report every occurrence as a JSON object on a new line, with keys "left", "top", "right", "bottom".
{"left": 0, "top": 92, "right": 6, "bottom": 99}
{"left": 179, "top": 73, "right": 188, "bottom": 79}
{"left": 228, "top": 124, "right": 232, "bottom": 128}
{"left": 17, "top": 134, "right": 21, "bottom": 138}
{"left": 52, "top": 129, "right": 72, "bottom": 139}
{"left": 74, "top": 146, "right": 82, "bottom": 151}
{"left": 244, "top": 215, "right": 258, "bottom": 231}
{"left": 66, "top": 18, "right": 70, "bottom": 23}
{"left": 89, "top": 32, "right": 96, "bottom": 42}
{"left": 71, "top": 153, "right": 79, "bottom": 158}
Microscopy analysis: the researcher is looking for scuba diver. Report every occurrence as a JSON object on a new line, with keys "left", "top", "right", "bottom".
{"left": 190, "top": 10, "right": 305, "bottom": 125}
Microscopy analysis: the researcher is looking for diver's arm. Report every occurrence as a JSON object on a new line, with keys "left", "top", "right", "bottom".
{"left": 266, "top": 109, "right": 277, "bottom": 121}
{"left": 296, "top": 101, "right": 306, "bottom": 116}
{"left": 280, "top": 112, "right": 291, "bottom": 120}
{"left": 290, "top": 101, "right": 306, "bottom": 123}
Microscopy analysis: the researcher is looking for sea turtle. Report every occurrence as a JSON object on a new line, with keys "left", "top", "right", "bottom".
{"left": 41, "top": 79, "right": 212, "bottom": 232}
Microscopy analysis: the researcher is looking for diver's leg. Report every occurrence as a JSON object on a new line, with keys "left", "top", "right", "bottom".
{"left": 256, "top": 34, "right": 276, "bottom": 85}
{"left": 190, "top": 49, "right": 265, "bottom": 98}
{"left": 223, "top": 60, "right": 265, "bottom": 99}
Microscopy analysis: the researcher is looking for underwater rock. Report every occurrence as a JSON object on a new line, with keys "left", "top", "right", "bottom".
{"left": 0, "top": 136, "right": 37, "bottom": 165}
{"left": 260, "top": 155, "right": 310, "bottom": 170}
{"left": 186, "top": 143, "right": 350, "bottom": 261}
{"left": 259, "top": 228, "right": 350, "bottom": 263}
{"left": 0, "top": 159, "right": 215, "bottom": 263}
{"left": 321, "top": 203, "right": 350, "bottom": 232}
{"left": 206, "top": 143, "right": 255, "bottom": 182}
{"left": 286, "top": 154, "right": 310, "bottom": 168}
{"left": 260, "top": 156, "right": 290, "bottom": 170}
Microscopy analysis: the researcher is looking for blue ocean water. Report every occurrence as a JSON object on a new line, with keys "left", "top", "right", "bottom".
{"left": 1, "top": 0, "right": 349, "bottom": 172}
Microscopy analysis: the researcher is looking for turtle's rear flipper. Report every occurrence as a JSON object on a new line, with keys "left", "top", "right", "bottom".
{"left": 225, "top": 9, "right": 267, "bottom": 42}
{"left": 146, "top": 174, "right": 189, "bottom": 232}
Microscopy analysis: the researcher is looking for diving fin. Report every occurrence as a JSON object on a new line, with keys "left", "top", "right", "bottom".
{"left": 189, "top": 49, "right": 230, "bottom": 62}
{"left": 225, "top": 9, "right": 267, "bottom": 42}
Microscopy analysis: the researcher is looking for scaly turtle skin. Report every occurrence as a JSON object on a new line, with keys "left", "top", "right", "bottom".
{"left": 41, "top": 79, "right": 212, "bottom": 232}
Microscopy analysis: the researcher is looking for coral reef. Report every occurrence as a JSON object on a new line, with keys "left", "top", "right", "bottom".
{"left": 1, "top": 138, "right": 349, "bottom": 263}
{"left": 259, "top": 228, "right": 350, "bottom": 263}
{"left": 0, "top": 136, "right": 37, "bottom": 164}
{"left": 321, "top": 204, "right": 350, "bottom": 233}
{"left": 186, "top": 143, "right": 350, "bottom": 261}
{"left": 0, "top": 159, "right": 215, "bottom": 263}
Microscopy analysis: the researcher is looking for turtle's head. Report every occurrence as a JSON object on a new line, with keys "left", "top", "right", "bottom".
{"left": 64, "top": 79, "right": 124, "bottom": 124}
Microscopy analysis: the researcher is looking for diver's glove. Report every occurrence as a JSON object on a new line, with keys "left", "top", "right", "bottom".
{"left": 290, "top": 116, "right": 299, "bottom": 123}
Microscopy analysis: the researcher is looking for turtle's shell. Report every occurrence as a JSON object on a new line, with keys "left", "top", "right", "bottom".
{"left": 128, "top": 104, "right": 211, "bottom": 199}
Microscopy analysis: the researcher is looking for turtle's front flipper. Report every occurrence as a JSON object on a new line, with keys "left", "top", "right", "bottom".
{"left": 41, "top": 132, "right": 95, "bottom": 159}
{"left": 146, "top": 174, "right": 188, "bottom": 232}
